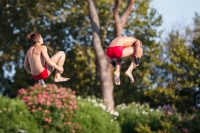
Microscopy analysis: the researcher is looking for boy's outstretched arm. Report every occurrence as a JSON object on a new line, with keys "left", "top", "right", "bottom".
{"left": 24, "top": 55, "right": 31, "bottom": 73}
{"left": 134, "top": 40, "right": 142, "bottom": 58}
{"left": 134, "top": 40, "right": 142, "bottom": 66}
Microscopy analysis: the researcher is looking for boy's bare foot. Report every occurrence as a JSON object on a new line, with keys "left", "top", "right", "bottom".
{"left": 54, "top": 77, "right": 70, "bottom": 83}
{"left": 125, "top": 71, "right": 134, "bottom": 83}
{"left": 114, "top": 71, "right": 120, "bottom": 85}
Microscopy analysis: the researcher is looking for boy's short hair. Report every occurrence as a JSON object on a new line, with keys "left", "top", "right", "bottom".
{"left": 29, "top": 30, "right": 40, "bottom": 44}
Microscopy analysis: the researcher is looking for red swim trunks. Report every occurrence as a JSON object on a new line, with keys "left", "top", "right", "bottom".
{"left": 32, "top": 68, "right": 49, "bottom": 80}
{"left": 106, "top": 46, "right": 124, "bottom": 59}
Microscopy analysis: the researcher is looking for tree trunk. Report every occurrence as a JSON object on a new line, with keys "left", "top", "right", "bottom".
{"left": 87, "top": 0, "right": 135, "bottom": 110}
{"left": 88, "top": 0, "right": 114, "bottom": 110}
{"left": 114, "top": 0, "right": 135, "bottom": 37}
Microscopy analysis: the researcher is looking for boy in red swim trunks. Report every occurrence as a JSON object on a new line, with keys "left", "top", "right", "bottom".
{"left": 105, "top": 36, "right": 143, "bottom": 85}
{"left": 24, "top": 30, "right": 69, "bottom": 86}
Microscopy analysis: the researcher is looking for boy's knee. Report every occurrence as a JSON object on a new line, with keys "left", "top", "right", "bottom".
{"left": 58, "top": 51, "right": 65, "bottom": 56}
{"left": 135, "top": 40, "right": 142, "bottom": 48}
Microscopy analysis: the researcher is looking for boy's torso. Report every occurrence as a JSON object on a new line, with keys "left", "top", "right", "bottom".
{"left": 27, "top": 45, "right": 46, "bottom": 75}
{"left": 109, "top": 36, "right": 137, "bottom": 47}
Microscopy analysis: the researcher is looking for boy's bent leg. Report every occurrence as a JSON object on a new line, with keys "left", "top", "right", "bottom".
{"left": 46, "top": 51, "right": 65, "bottom": 74}
{"left": 122, "top": 46, "right": 134, "bottom": 58}
{"left": 125, "top": 57, "right": 135, "bottom": 83}
{"left": 114, "top": 58, "right": 122, "bottom": 85}
{"left": 124, "top": 46, "right": 142, "bottom": 83}
{"left": 46, "top": 51, "right": 70, "bottom": 82}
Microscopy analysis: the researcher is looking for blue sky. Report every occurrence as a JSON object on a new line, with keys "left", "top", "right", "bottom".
{"left": 151, "top": 0, "right": 200, "bottom": 35}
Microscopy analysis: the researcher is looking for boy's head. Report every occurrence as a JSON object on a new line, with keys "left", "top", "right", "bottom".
{"left": 29, "top": 30, "right": 43, "bottom": 44}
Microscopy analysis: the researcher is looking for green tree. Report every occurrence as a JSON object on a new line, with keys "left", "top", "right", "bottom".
{"left": 143, "top": 13, "right": 200, "bottom": 113}
{"left": 0, "top": 0, "right": 163, "bottom": 109}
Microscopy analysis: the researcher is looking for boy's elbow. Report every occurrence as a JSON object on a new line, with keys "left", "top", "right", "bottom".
{"left": 24, "top": 66, "right": 28, "bottom": 70}
{"left": 46, "top": 59, "right": 52, "bottom": 65}
{"left": 24, "top": 63, "right": 29, "bottom": 69}
{"left": 135, "top": 40, "right": 142, "bottom": 48}
{"left": 23, "top": 64, "right": 26, "bottom": 69}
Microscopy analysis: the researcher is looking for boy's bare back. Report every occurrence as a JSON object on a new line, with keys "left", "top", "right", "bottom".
{"left": 26, "top": 45, "right": 46, "bottom": 75}
{"left": 109, "top": 36, "right": 138, "bottom": 47}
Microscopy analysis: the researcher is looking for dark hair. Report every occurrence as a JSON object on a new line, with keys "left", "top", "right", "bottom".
{"left": 29, "top": 30, "right": 41, "bottom": 44}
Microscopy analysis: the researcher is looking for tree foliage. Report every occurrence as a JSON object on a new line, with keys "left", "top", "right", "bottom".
{"left": 0, "top": 0, "right": 163, "bottom": 108}
{"left": 1, "top": 0, "right": 199, "bottom": 115}
{"left": 143, "top": 13, "right": 200, "bottom": 113}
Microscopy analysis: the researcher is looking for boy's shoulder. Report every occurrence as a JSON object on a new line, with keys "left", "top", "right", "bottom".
{"left": 26, "top": 45, "right": 47, "bottom": 55}
{"left": 41, "top": 44, "right": 47, "bottom": 49}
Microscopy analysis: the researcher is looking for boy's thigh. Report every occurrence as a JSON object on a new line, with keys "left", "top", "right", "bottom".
{"left": 46, "top": 64, "right": 54, "bottom": 75}
{"left": 122, "top": 46, "right": 134, "bottom": 58}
